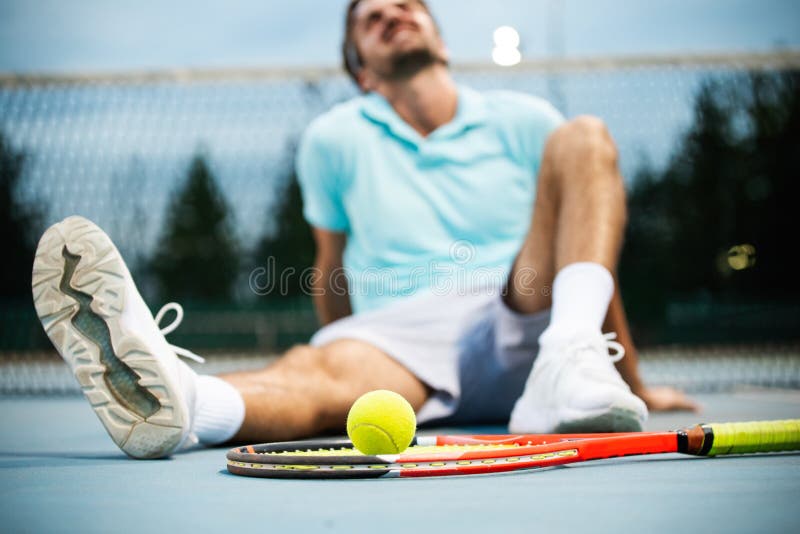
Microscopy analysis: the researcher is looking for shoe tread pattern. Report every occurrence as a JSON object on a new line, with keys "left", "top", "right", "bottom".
{"left": 32, "top": 216, "right": 185, "bottom": 458}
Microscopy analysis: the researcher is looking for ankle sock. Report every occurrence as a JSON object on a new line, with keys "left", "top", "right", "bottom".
{"left": 539, "top": 262, "right": 614, "bottom": 345}
{"left": 193, "top": 375, "right": 245, "bottom": 445}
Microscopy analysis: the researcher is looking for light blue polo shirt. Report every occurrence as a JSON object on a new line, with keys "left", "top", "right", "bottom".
{"left": 296, "top": 85, "right": 564, "bottom": 314}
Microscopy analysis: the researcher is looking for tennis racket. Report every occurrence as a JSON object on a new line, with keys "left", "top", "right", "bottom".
{"left": 226, "top": 419, "right": 800, "bottom": 479}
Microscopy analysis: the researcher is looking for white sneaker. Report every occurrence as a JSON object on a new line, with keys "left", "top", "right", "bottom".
{"left": 31, "top": 216, "right": 203, "bottom": 458}
{"left": 509, "top": 332, "right": 648, "bottom": 433}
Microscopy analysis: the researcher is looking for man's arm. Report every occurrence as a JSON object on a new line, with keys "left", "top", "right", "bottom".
{"left": 604, "top": 279, "right": 699, "bottom": 412}
{"left": 311, "top": 226, "right": 352, "bottom": 326}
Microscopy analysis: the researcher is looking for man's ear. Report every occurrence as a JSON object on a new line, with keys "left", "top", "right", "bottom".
{"left": 441, "top": 45, "right": 450, "bottom": 64}
{"left": 438, "top": 37, "right": 450, "bottom": 64}
{"left": 357, "top": 70, "right": 373, "bottom": 92}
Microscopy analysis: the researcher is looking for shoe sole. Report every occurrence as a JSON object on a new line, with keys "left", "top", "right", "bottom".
{"left": 31, "top": 216, "right": 187, "bottom": 458}
{"left": 554, "top": 406, "right": 643, "bottom": 433}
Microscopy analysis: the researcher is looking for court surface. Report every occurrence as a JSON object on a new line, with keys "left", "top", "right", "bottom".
{"left": 1, "top": 389, "right": 798, "bottom": 533}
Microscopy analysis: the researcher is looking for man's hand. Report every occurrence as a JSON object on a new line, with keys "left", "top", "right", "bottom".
{"left": 602, "top": 287, "right": 700, "bottom": 414}
{"left": 636, "top": 385, "right": 700, "bottom": 412}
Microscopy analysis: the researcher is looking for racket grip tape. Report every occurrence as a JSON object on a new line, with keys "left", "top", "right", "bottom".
{"left": 700, "top": 419, "right": 800, "bottom": 456}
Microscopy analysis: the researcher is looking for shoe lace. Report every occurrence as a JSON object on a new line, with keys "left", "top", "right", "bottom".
{"left": 602, "top": 332, "right": 626, "bottom": 363}
{"left": 154, "top": 302, "right": 205, "bottom": 364}
{"left": 563, "top": 331, "right": 626, "bottom": 364}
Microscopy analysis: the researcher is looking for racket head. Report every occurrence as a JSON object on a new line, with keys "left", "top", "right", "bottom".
{"left": 227, "top": 437, "right": 397, "bottom": 479}
{"left": 224, "top": 433, "right": 634, "bottom": 479}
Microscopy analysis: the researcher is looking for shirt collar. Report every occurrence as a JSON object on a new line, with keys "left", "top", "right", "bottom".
{"left": 359, "top": 85, "right": 488, "bottom": 145}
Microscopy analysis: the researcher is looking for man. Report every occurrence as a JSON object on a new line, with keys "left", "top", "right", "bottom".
{"left": 31, "top": 0, "right": 695, "bottom": 459}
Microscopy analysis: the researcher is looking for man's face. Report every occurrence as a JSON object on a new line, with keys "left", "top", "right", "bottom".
{"left": 351, "top": 0, "right": 447, "bottom": 84}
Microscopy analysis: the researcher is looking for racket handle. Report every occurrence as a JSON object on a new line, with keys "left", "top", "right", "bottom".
{"left": 698, "top": 419, "right": 800, "bottom": 456}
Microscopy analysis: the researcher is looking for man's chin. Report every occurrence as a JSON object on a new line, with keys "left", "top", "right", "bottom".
{"left": 386, "top": 49, "right": 447, "bottom": 80}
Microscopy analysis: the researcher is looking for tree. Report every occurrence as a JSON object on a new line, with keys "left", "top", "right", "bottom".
{"left": 741, "top": 71, "right": 800, "bottom": 294}
{"left": 0, "top": 132, "right": 42, "bottom": 298}
{"left": 620, "top": 71, "right": 800, "bottom": 343}
{"left": 251, "top": 144, "right": 315, "bottom": 300}
{"left": 150, "top": 154, "right": 240, "bottom": 302}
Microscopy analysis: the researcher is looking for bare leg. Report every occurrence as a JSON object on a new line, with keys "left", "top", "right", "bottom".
{"left": 505, "top": 116, "right": 647, "bottom": 433}
{"left": 503, "top": 116, "right": 627, "bottom": 314}
{"left": 219, "top": 339, "right": 429, "bottom": 443}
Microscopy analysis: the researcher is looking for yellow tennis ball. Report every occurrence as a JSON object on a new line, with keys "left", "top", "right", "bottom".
{"left": 346, "top": 390, "right": 417, "bottom": 455}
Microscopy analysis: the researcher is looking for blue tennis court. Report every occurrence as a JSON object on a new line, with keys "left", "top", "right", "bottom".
{"left": 2, "top": 385, "right": 798, "bottom": 533}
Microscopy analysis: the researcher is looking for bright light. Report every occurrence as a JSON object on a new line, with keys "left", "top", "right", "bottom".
{"left": 492, "top": 47, "right": 521, "bottom": 67}
{"left": 492, "top": 25, "right": 521, "bottom": 67}
{"left": 727, "top": 244, "right": 756, "bottom": 271}
{"left": 493, "top": 26, "right": 520, "bottom": 48}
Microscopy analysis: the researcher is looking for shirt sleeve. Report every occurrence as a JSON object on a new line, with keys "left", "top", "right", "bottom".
{"left": 295, "top": 120, "right": 350, "bottom": 232}
{"left": 520, "top": 97, "right": 565, "bottom": 168}
{"left": 495, "top": 91, "right": 565, "bottom": 176}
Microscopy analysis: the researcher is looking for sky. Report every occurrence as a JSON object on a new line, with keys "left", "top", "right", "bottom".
{"left": 0, "top": 0, "right": 798, "bottom": 74}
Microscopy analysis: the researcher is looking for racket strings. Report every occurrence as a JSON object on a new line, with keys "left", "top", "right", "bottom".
{"left": 260, "top": 443, "right": 524, "bottom": 457}
{"left": 229, "top": 448, "right": 579, "bottom": 472}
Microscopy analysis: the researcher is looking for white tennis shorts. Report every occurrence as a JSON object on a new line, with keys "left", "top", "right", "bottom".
{"left": 309, "top": 287, "right": 550, "bottom": 425}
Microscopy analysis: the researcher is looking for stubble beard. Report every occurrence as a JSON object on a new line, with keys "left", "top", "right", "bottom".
{"left": 383, "top": 47, "right": 448, "bottom": 81}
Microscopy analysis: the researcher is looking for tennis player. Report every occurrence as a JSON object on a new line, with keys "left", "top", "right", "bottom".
{"left": 32, "top": 0, "right": 696, "bottom": 458}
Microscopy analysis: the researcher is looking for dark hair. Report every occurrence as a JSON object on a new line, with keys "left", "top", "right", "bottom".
{"left": 341, "top": 0, "right": 434, "bottom": 84}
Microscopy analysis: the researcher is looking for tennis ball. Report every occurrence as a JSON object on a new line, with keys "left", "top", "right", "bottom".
{"left": 346, "top": 390, "right": 417, "bottom": 455}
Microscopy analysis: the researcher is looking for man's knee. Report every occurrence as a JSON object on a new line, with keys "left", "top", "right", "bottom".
{"left": 552, "top": 115, "right": 619, "bottom": 168}
{"left": 314, "top": 339, "right": 431, "bottom": 406}
{"left": 280, "top": 340, "right": 374, "bottom": 382}
{"left": 279, "top": 344, "right": 337, "bottom": 386}
{"left": 315, "top": 339, "right": 391, "bottom": 382}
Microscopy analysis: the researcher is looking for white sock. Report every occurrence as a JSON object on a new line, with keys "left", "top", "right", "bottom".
{"left": 193, "top": 375, "right": 245, "bottom": 446}
{"left": 539, "top": 262, "right": 614, "bottom": 345}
